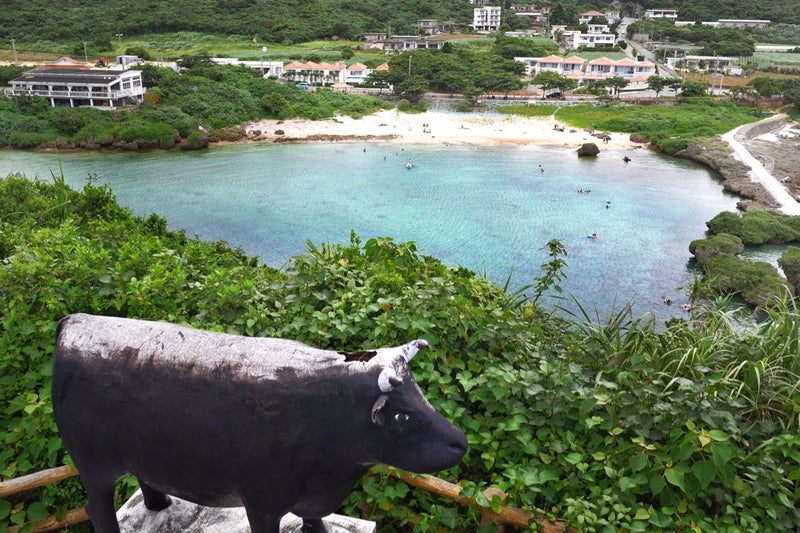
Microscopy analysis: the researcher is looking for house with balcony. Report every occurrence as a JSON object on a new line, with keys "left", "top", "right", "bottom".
{"left": 562, "top": 26, "right": 616, "bottom": 49}
{"left": 362, "top": 35, "right": 447, "bottom": 52}
{"left": 515, "top": 55, "right": 655, "bottom": 84}
{"left": 5, "top": 67, "right": 145, "bottom": 108}
{"left": 472, "top": 6, "right": 502, "bottom": 32}
{"left": 282, "top": 61, "right": 343, "bottom": 85}
{"left": 666, "top": 55, "right": 738, "bottom": 73}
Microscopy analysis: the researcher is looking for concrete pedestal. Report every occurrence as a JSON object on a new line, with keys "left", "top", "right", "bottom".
{"left": 117, "top": 490, "right": 376, "bottom": 532}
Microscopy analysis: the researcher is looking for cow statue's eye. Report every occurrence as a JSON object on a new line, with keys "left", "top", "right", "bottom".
{"left": 394, "top": 413, "right": 410, "bottom": 423}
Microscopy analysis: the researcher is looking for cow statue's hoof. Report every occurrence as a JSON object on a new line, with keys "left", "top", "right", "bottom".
{"left": 140, "top": 481, "right": 172, "bottom": 512}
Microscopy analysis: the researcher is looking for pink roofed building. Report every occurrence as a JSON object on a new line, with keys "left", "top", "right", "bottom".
{"left": 514, "top": 55, "right": 656, "bottom": 85}
{"left": 282, "top": 61, "right": 390, "bottom": 87}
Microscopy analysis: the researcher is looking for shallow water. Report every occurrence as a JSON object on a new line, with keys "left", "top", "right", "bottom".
{"left": 1, "top": 141, "right": 741, "bottom": 321}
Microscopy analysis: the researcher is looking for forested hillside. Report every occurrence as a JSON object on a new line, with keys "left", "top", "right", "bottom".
{"left": 1, "top": 0, "right": 798, "bottom": 46}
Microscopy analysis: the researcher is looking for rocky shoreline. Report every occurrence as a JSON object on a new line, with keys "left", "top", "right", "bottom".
{"left": 677, "top": 116, "right": 800, "bottom": 213}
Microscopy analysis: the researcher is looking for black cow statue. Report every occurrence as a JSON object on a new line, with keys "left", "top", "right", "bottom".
{"left": 52, "top": 313, "right": 468, "bottom": 533}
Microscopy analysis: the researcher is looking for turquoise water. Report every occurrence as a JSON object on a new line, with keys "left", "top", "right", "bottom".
{"left": 1, "top": 140, "right": 740, "bottom": 321}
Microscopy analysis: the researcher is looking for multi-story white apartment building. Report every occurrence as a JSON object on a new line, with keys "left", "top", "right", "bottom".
{"left": 562, "top": 24, "right": 616, "bottom": 49}
{"left": 473, "top": 6, "right": 502, "bottom": 32}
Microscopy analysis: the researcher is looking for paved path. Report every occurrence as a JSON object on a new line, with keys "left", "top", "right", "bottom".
{"left": 721, "top": 115, "right": 800, "bottom": 216}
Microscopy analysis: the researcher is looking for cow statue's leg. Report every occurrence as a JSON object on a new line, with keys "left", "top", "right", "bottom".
{"left": 301, "top": 518, "right": 327, "bottom": 532}
{"left": 243, "top": 505, "right": 282, "bottom": 533}
{"left": 138, "top": 479, "right": 171, "bottom": 511}
{"left": 82, "top": 476, "right": 121, "bottom": 533}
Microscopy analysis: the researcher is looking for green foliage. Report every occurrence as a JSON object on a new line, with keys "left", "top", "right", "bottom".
{"left": 690, "top": 213, "right": 797, "bottom": 306}
{"left": 706, "top": 210, "right": 800, "bottom": 245}
{"left": 1, "top": 177, "right": 799, "bottom": 532}
{"left": 0, "top": 65, "right": 27, "bottom": 85}
{"left": 689, "top": 232, "right": 744, "bottom": 259}
{"left": 116, "top": 121, "right": 178, "bottom": 148}
{"left": 0, "top": 0, "right": 476, "bottom": 45}
{"left": 778, "top": 246, "right": 800, "bottom": 293}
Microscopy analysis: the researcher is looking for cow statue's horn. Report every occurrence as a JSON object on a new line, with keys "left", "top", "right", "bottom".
{"left": 402, "top": 339, "right": 428, "bottom": 362}
{"left": 378, "top": 367, "right": 403, "bottom": 392}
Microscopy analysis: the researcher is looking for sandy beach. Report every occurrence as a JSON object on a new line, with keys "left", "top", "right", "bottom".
{"left": 245, "top": 109, "right": 639, "bottom": 150}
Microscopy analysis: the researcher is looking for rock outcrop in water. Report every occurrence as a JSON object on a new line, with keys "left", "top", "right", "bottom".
{"left": 577, "top": 143, "right": 600, "bottom": 157}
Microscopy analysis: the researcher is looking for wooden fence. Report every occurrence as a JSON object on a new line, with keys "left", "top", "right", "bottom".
{"left": 0, "top": 465, "right": 570, "bottom": 532}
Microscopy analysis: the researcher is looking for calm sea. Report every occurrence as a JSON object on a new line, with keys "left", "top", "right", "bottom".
{"left": 1, "top": 139, "right": 740, "bottom": 321}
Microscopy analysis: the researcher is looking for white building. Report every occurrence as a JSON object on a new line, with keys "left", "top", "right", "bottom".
{"left": 211, "top": 58, "right": 285, "bottom": 78}
{"left": 644, "top": 8, "right": 678, "bottom": 20}
{"left": 5, "top": 67, "right": 145, "bottom": 108}
{"left": 562, "top": 26, "right": 616, "bottom": 49}
{"left": 473, "top": 6, "right": 502, "bottom": 32}
{"left": 717, "top": 19, "right": 770, "bottom": 29}
{"left": 666, "top": 55, "right": 738, "bottom": 73}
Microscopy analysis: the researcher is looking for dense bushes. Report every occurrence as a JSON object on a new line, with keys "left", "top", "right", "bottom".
{"left": 689, "top": 211, "right": 800, "bottom": 305}
{"left": 1, "top": 176, "right": 798, "bottom": 531}
{"left": 706, "top": 210, "right": 800, "bottom": 244}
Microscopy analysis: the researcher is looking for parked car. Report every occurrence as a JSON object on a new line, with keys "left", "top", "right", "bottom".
{"left": 295, "top": 82, "right": 310, "bottom": 90}
{"left": 545, "top": 91, "right": 562, "bottom": 99}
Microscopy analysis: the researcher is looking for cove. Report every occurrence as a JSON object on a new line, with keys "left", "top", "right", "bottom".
{"left": 0, "top": 141, "right": 740, "bottom": 321}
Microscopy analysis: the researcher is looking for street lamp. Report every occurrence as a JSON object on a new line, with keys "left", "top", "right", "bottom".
{"left": 83, "top": 42, "right": 88, "bottom": 63}
{"left": 261, "top": 46, "right": 267, "bottom": 75}
{"left": 115, "top": 33, "right": 123, "bottom": 54}
{"left": 10, "top": 38, "right": 18, "bottom": 65}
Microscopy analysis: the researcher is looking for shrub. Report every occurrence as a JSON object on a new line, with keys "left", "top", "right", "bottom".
{"left": 116, "top": 121, "right": 178, "bottom": 148}
{"left": 7, "top": 131, "right": 52, "bottom": 149}
{"left": 778, "top": 246, "right": 800, "bottom": 292}
{"left": 657, "top": 136, "right": 691, "bottom": 154}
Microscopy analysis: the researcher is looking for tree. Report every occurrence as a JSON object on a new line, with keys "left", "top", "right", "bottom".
{"left": 365, "top": 69, "right": 392, "bottom": 94}
{"left": 555, "top": 77, "right": 578, "bottom": 94}
{"left": 603, "top": 76, "right": 629, "bottom": 97}
{"left": 646, "top": 75, "right": 670, "bottom": 97}
{"left": 679, "top": 80, "right": 709, "bottom": 97}
{"left": 533, "top": 71, "right": 563, "bottom": 97}
{"left": 394, "top": 74, "right": 429, "bottom": 99}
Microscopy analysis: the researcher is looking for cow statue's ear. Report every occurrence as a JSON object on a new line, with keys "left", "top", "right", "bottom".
{"left": 371, "top": 394, "right": 389, "bottom": 425}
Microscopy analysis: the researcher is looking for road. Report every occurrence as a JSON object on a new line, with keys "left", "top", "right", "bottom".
{"left": 721, "top": 115, "right": 800, "bottom": 216}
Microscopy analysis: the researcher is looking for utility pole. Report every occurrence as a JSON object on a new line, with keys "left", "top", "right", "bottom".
{"left": 408, "top": 54, "right": 412, "bottom": 76}
{"left": 83, "top": 42, "right": 89, "bottom": 63}
{"left": 11, "top": 38, "right": 18, "bottom": 65}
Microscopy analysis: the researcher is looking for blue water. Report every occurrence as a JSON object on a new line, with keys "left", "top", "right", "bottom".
{"left": 0, "top": 140, "right": 741, "bottom": 321}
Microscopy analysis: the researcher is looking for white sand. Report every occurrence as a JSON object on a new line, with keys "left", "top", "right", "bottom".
{"left": 245, "top": 109, "right": 639, "bottom": 150}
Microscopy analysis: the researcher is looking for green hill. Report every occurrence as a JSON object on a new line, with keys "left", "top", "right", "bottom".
{"left": 1, "top": 0, "right": 798, "bottom": 47}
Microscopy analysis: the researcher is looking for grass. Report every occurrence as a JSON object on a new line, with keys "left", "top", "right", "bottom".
{"left": 554, "top": 101, "right": 760, "bottom": 135}
{"left": 751, "top": 51, "right": 800, "bottom": 66}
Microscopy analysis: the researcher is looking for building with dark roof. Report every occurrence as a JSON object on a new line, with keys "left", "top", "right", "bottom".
{"left": 4, "top": 67, "right": 145, "bottom": 108}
